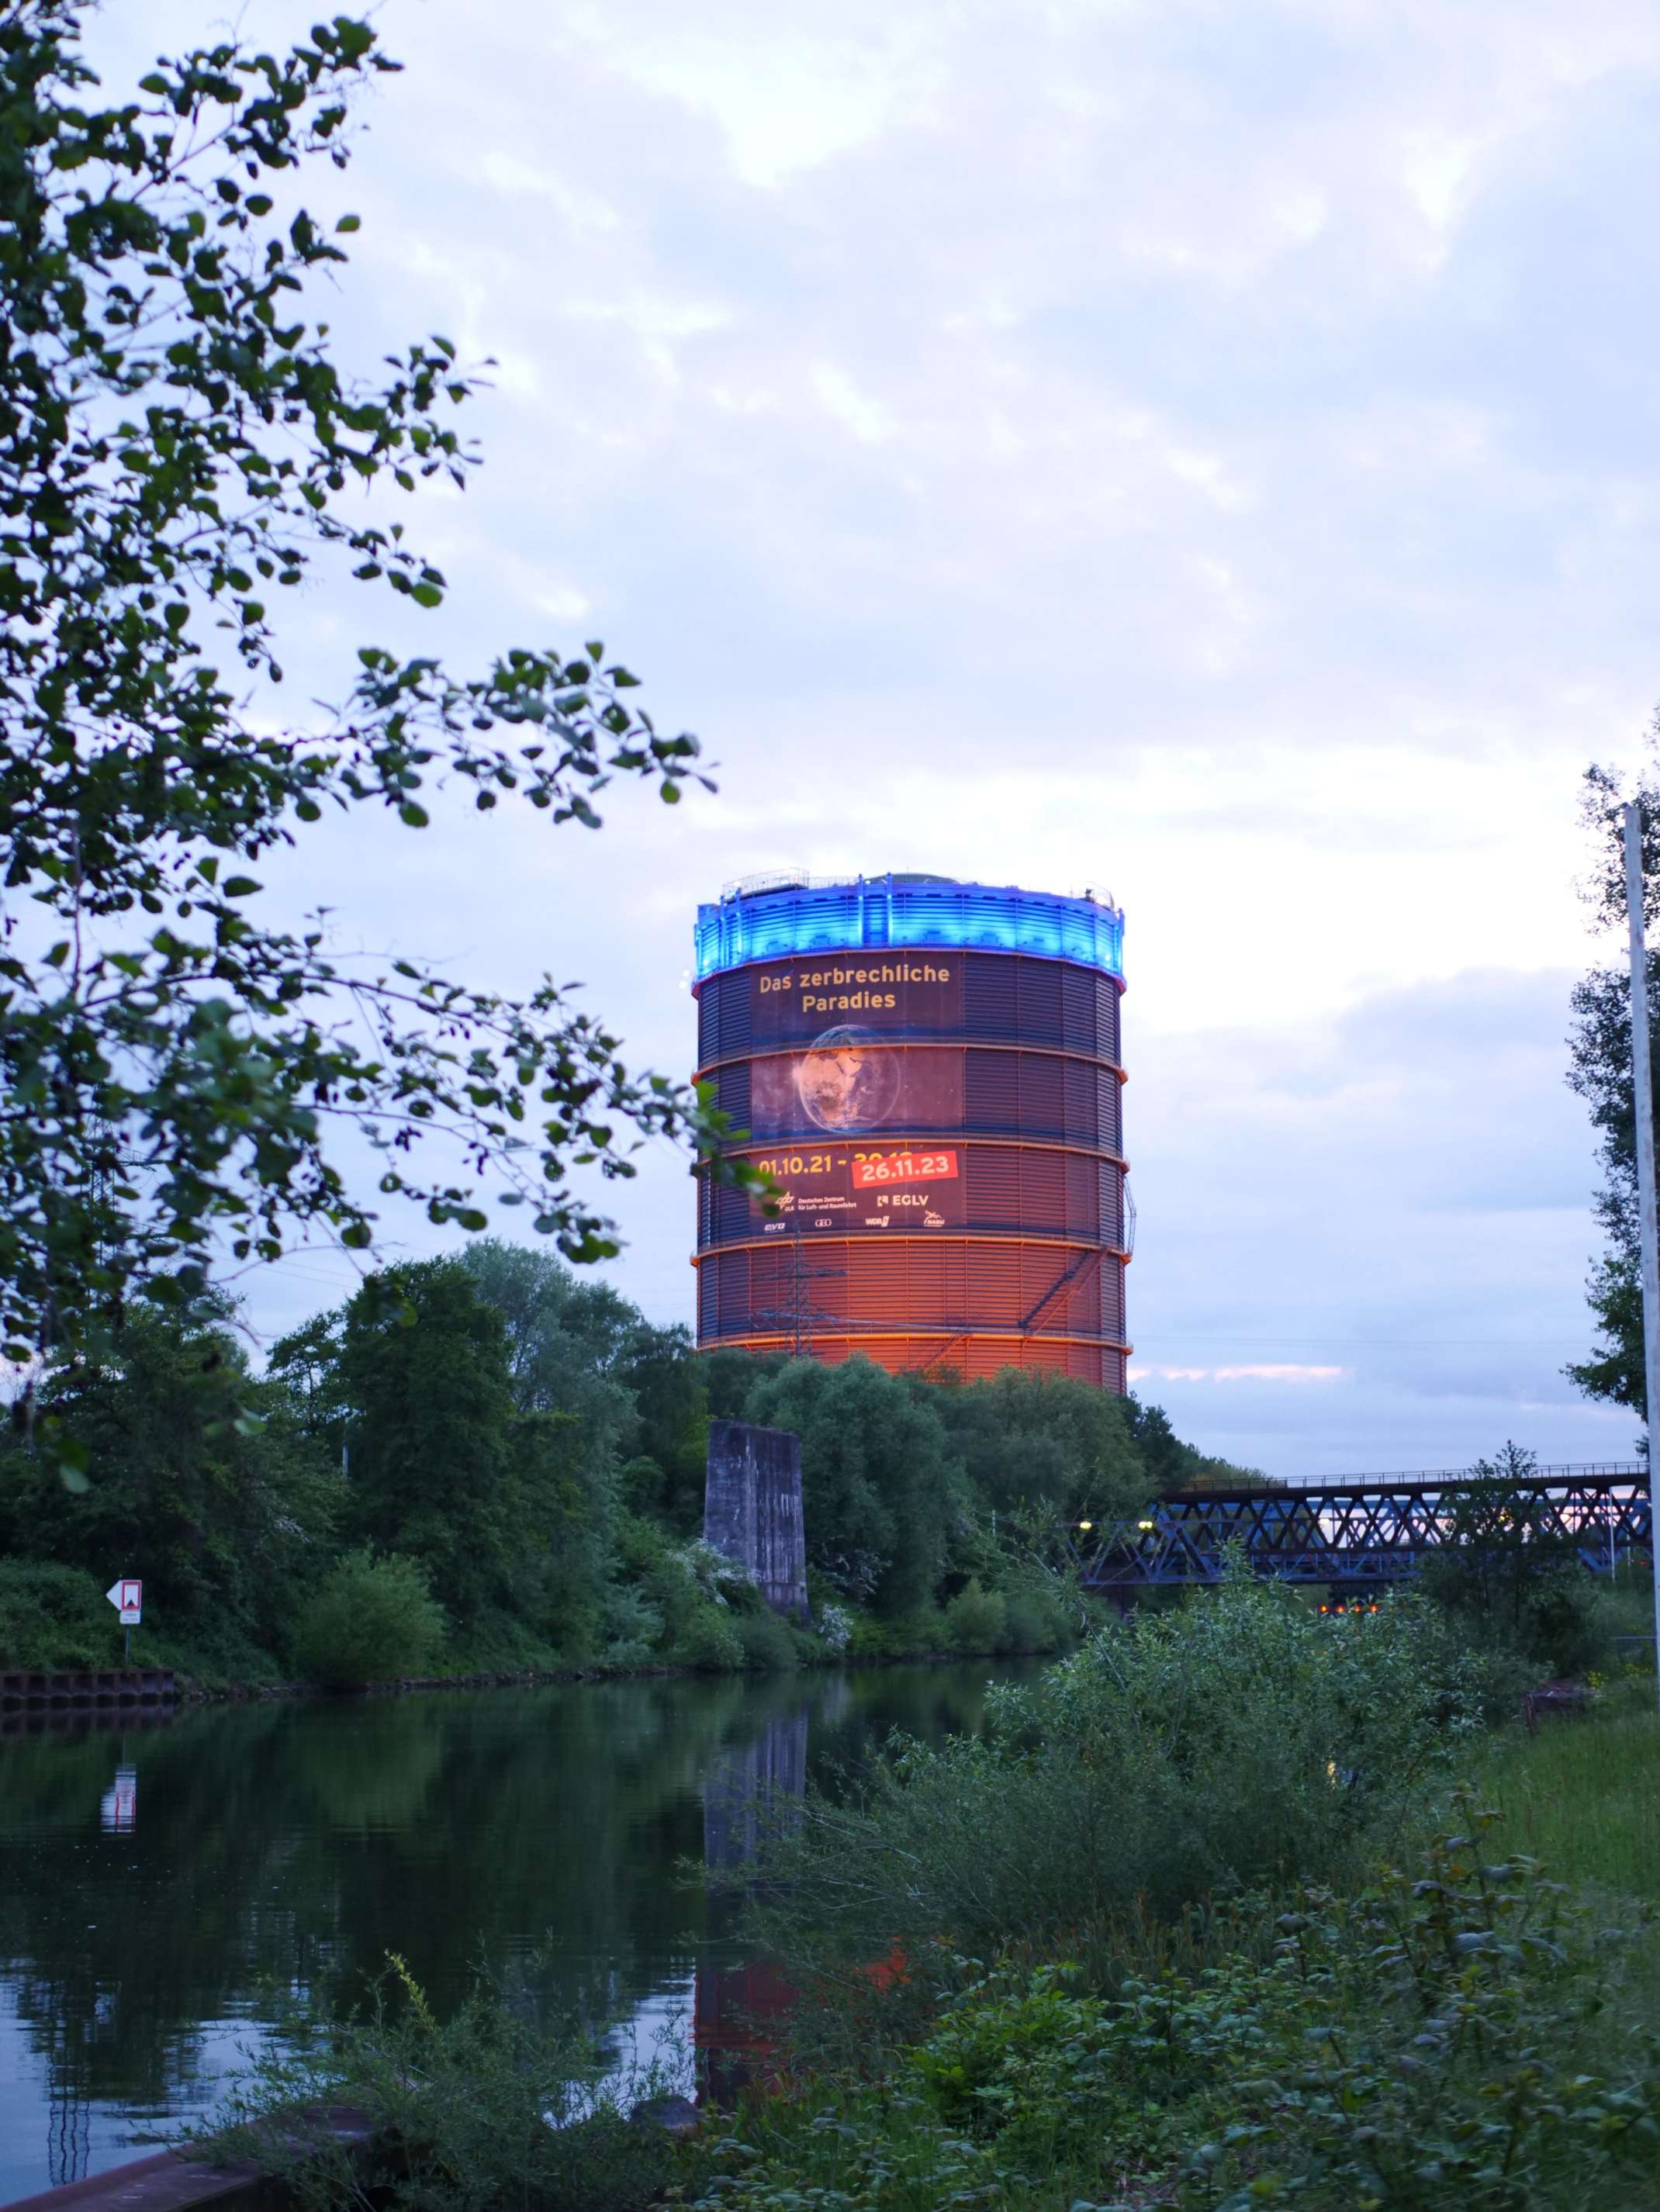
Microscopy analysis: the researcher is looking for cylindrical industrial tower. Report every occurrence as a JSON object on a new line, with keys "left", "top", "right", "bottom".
{"left": 692, "top": 873, "right": 1130, "bottom": 1388}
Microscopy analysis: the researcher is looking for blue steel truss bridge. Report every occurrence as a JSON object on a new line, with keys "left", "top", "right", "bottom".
{"left": 1078, "top": 1463, "right": 1653, "bottom": 1599}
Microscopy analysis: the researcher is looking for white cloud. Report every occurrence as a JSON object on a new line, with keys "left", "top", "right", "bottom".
{"left": 1130, "top": 1364, "right": 1350, "bottom": 1385}
{"left": 811, "top": 364, "right": 895, "bottom": 445}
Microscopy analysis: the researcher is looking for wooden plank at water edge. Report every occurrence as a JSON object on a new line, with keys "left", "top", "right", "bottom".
{"left": 0, "top": 2109, "right": 374, "bottom": 2212}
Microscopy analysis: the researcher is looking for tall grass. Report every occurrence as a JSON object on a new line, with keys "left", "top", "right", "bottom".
{"left": 1472, "top": 1676, "right": 1660, "bottom": 1902}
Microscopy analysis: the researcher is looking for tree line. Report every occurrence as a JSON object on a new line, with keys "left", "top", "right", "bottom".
{"left": 0, "top": 1242, "right": 1251, "bottom": 1681}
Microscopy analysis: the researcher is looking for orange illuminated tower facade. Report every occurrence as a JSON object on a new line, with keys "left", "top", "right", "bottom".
{"left": 693, "top": 873, "right": 1130, "bottom": 1388}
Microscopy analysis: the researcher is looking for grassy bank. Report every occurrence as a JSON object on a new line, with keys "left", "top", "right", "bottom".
{"left": 1469, "top": 1671, "right": 1660, "bottom": 1897}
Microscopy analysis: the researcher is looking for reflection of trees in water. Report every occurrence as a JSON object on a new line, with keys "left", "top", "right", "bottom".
{"left": 0, "top": 1662, "right": 1041, "bottom": 2183}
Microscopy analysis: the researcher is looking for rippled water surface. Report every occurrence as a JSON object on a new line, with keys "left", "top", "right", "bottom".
{"left": 0, "top": 1661, "right": 1037, "bottom": 2203}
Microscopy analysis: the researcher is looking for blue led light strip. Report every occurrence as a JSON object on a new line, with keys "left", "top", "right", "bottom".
{"left": 694, "top": 876, "right": 1125, "bottom": 983}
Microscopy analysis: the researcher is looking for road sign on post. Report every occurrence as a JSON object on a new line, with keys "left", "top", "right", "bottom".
{"left": 105, "top": 1578, "right": 142, "bottom": 1624}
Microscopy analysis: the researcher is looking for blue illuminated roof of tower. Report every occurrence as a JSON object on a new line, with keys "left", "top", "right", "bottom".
{"left": 693, "top": 873, "right": 1125, "bottom": 983}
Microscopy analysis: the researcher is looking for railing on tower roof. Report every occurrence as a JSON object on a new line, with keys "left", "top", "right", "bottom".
{"left": 694, "top": 873, "right": 1126, "bottom": 984}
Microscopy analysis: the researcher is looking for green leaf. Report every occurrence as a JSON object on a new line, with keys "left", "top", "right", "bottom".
{"left": 398, "top": 801, "right": 430, "bottom": 828}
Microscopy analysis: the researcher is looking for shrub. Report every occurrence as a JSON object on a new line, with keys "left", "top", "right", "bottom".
{"left": 756, "top": 1574, "right": 1479, "bottom": 1965}
{"left": 846, "top": 1607, "right": 949, "bottom": 1661}
{"left": 735, "top": 1605, "right": 797, "bottom": 1672}
{"left": 675, "top": 1599, "right": 744, "bottom": 1671}
{"left": 601, "top": 1581, "right": 665, "bottom": 1668}
{"left": 1001, "top": 1591, "right": 1059, "bottom": 1652}
{"left": 0, "top": 1560, "right": 112, "bottom": 1668}
{"left": 710, "top": 1809, "right": 1660, "bottom": 2212}
{"left": 292, "top": 1551, "right": 446, "bottom": 1685}
{"left": 944, "top": 1577, "right": 1008, "bottom": 1653}
{"left": 195, "top": 1958, "right": 673, "bottom": 2212}
{"left": 814, "top": 1602, "right": 853, "bottom": 1655}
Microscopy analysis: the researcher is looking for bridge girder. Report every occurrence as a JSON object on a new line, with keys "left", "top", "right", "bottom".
{"left": 1077, "top": 1466, "right": 1654, "bottom": 1593}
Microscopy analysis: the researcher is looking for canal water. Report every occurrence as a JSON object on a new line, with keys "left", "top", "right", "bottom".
{"left": 0, "top": 1661, "right": 1037, "bottom": 2203}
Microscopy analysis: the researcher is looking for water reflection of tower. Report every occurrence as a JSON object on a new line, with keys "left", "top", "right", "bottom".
{"left": 695, "top": 1706, "right": 808, "bottom": 2103}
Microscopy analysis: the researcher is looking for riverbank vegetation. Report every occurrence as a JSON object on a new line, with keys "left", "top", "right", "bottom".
{"left": 0, "top": 1243, "right": 1247, "bottom": 1683}
{"left": 683, "top": 1588, "right": 1660, "bottom": 2212}
{"left": 209, "top": 1580, "right": 1660, "bottom": 2212}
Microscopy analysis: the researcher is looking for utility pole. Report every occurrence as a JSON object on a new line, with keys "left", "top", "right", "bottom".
{"left": 1620, "top": 800, "right": 1660, "bottom": 1704}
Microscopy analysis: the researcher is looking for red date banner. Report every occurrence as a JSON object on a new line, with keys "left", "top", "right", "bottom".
{"left": 849, "top": 1149, "right": 959, "bottom": 1190}
{"left": 750, "top": 1146, "right": 964, "bottom": 1234}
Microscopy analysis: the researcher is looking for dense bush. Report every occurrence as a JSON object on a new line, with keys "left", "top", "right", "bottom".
{"left": 734, "top": 1605, "right": 798, "bottom": 1671}
{"left": 846, "top": 1606, "right": 950, "bottom": 1661}
{"left": 944, "top": 1577, "right": 1008, "bottom": 1653}
{"left": 293, "top": 1553, "right": 447, "bottom": 1685}
{"left": 0, "top": 1560, "right": 114, "bottom": 1668}
{"left": 676, "top": 1602, "right": 745, "bottom": 1671}
{"left": 1001, "top": 1588, "right": 1063, "bottom": 1652}
{"left": 756, "top": 1576, "right": 1478, "bottom": 1966}
{"left": 700, "top": 1806, "right": 1660, "bottom": 2212}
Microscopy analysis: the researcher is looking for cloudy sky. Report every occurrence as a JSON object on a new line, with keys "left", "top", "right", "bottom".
{"left": 97, "top": 0, "right": 1660, "bottom": 1476}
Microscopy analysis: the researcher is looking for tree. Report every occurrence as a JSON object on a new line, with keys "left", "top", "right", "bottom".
{"left": 1121, "top": 1394, "right": 1261, "bottom": 1493}
{"left": 1566, "top": 752, "right": 1660, "bottom": 1416}
{"left": 701, "top": 1347, "right": 787, "bottom": 1422}
{"left": 933, "top": 1369, "right": 1150, "bottom": 1527}
{"left": 275, "top": 1252, "right": 631, "bottom": 1654}
{"left": 0, "top": 1287, "right": 342, "bottom": 1657}
{"left": 322, "top": 1260, "right": 520, "bottom": 1627}
{"left": 458, "top": 1240, "right": 638, "bottom": 1453}
{"left": 1416, "top": 1442, "right": 1600, "bottom": 1676}
{"left": 0, "top": 5, "right": 753, "bottom": 1466}
{"left": 457, "top": 1239, "right": 643, "bottom": 1649}
{"left": 745, "top": 1357, "right": 966, "bottom": 1612}
{"left": 615, "top": 1322, "right": 707, "bottom": 1531}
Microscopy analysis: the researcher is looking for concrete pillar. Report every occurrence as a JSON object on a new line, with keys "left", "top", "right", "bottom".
{"left": 704, "top": 1419, "right": 808, "bottom": 1619}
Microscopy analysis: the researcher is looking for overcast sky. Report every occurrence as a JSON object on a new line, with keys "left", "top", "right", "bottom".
{"left": 95, "top": 0, "right": 1660, "bottom": 1477}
